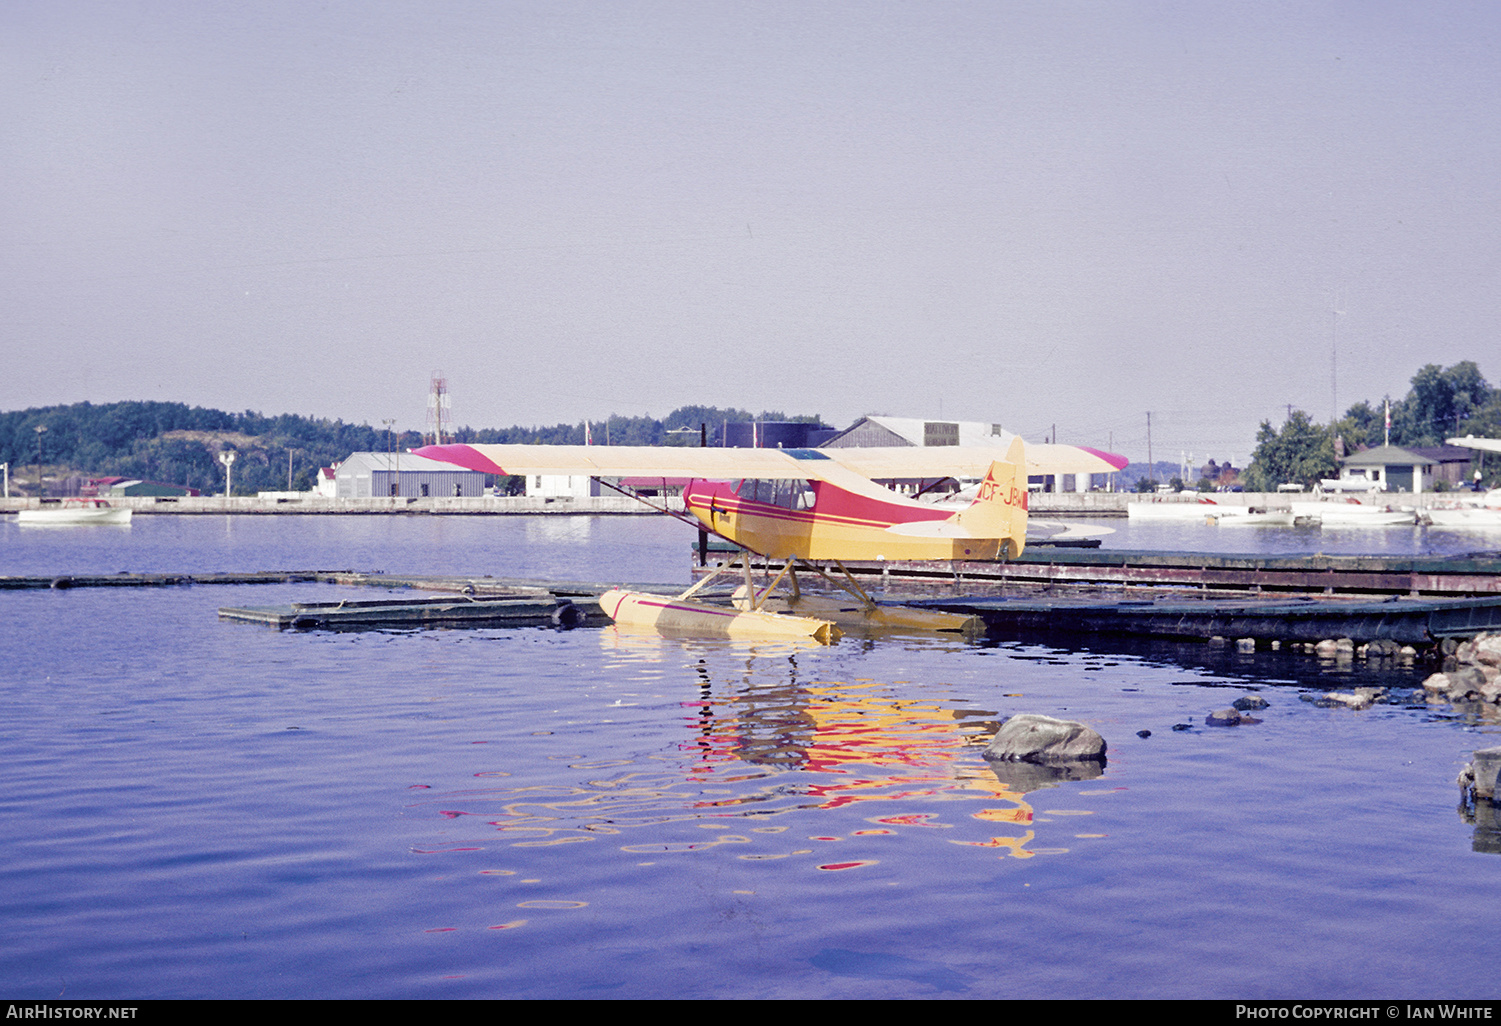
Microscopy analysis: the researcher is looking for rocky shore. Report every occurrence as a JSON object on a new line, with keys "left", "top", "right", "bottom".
{"left": 1422, "top": 633, "right": 1501, "bottom": 704}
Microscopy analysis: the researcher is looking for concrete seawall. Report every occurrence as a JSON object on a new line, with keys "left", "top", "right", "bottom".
{"left": 1031, "top": 491, "right": 1463, "bottom": 516}
{"left": 0, "top": 490, "right": 1467, "bottom": 516}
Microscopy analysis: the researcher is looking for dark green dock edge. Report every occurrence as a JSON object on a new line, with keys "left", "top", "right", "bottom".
{"left": 704, "top": 547, "right": 1501, "bottom": 598}
{"left": 909, "top": 593, "right": 1501, "bottom": 646}
{"left": 219, "top": 592, "right": 604, "bottom": 629}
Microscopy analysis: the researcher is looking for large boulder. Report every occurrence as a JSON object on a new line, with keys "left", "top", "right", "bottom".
{"left": 984, "top": 714, "right": 1107, "bottom": 764}
{"left": 1474, "top": 634, "right": 1501, "bottom": 668}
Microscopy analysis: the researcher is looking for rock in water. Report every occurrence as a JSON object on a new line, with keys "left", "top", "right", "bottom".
{"left": 984, "top": 714, "right": 1106, "bottom": 764}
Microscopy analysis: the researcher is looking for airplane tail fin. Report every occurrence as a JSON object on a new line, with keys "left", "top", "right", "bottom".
{"left": 950, "top": 437, "right": 1028, "bottom": 559}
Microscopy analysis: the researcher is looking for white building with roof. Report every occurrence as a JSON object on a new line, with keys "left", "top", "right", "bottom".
{"left": 313, "top": 465, "right": 339, "bottom": 498}
{"left": 820, "top": 416, "right": 1102, "bottom": 492}
{"left": 820, "top": 416, "right": 1017, "bottom": 449}
{"left": 526, "top": 474, "right": 602, "bottom": 499}
{"left": 333, "top": 452, "right": 486, "bottom": 498}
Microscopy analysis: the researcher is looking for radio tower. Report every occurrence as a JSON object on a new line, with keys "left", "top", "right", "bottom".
{"left": 427, "top": 371, "right": 451, "bottom": 445}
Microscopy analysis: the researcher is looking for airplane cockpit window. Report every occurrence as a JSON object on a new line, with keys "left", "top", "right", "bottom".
{"left": 734, "top": 479, "right": 814, "bottom": 510}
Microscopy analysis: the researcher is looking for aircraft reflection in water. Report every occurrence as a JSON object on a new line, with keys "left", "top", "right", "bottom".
{"left": 607, "top": 628, "right": 1107, "bottom": 862}
{"left": 401, "top": 629, "right": 1105, "bottom": 866}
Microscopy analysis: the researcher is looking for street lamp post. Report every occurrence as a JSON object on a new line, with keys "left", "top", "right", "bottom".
{"left": 34, "top": 424, "right": 47, "bottom": 496}
{"left": 218, "top": 450, "right": 236, "bottom": 499}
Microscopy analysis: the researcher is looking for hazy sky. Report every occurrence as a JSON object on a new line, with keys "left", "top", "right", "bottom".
{"left": 4, "top": 1, "right": 1499, "bottom": 464}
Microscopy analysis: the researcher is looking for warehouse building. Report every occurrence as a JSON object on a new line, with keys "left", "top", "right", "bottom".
{"left": 333, "top": 452, "right": 486, "bottom": 498}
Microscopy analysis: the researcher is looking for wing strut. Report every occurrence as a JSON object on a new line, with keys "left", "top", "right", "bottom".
{"left": 593, "top": 475, "right": 708, "bottom": 532}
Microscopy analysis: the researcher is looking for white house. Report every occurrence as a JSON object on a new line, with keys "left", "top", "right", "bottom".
{"left": 1324, "top": 444, "right": 1473, "bottom": 493}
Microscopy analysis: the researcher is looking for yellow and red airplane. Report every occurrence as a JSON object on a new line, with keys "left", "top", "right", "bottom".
{"left": 415, "top": 438, "right": 1125, "bottom": 641}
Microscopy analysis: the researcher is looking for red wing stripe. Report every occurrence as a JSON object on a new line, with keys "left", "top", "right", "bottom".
{"left": 414, "top": 444, "right": 510, "bottom": 475}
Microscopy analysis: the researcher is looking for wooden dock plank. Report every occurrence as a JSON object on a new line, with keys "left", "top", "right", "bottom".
{"left": 702, "top": 548, "right": 1501, "bottom": 598}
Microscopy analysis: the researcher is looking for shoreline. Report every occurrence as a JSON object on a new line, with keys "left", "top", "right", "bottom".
{"left": 0, "top": 494, "right": 677, "bottom": 515}
{"left": 0, "top": 490, "right": 1476, "bottom": 516}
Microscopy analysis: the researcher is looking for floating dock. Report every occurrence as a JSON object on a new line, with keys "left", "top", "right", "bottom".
{"left": 907, "top": 592, "right": 1501, "bottom": 646}
{"left": 0, "top": 571, "right": 324, "bottom": 590}
{"left": 8, "top": 556, "right": 1501, "bottom": 646}
{"left": 701, "top": 546, "right": 1501, "bottom": 598}
{"left": 219, "top": 591, "right": 600, "bottom": 629}
{"left": 690, "top": 547, "right": 1501, "bottom": 646}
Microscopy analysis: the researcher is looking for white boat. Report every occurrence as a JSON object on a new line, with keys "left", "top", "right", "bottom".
{"left": 1206, "top": 509, "right": 1296, "bottom": 526}
{"left": 15, "top": 498, "right": 133, "bottom": 525}
{"left": 1129, "top": 498, "right": 1294, "bottom": 525}
{"left": 1126, "top": 497, "right": 1227, "bottom": 521}
{"left": 1425, "top": 489, "right": 1501, "bottom": 529}
{"left": 1290, "top": 499, "right": 1415, "bottom": 526}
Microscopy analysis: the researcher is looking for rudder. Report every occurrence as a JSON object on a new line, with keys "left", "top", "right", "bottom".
{"left": 951, "top": 437, "right": 1028, "bottom": 558}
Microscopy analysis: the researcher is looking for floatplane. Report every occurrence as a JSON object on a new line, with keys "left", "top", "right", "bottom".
{"left": 414, "top": 438, "right": 1127, "bottom": 643}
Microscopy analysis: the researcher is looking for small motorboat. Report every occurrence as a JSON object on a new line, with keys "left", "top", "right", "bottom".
{"left": 1127, "top": 497, "right": 1224, "bottom": 521}
{"left": 1205, "top": 508, "right": 1296, "bottom": 526}
{"left": 15, "top": 498, "right": 133, "bottom": 525}
{"left": 1291, "top": 498, "right": 1415, "bottom": 526}
{"left": 1425, "top": 489, "right": 1501, "bottom": 529}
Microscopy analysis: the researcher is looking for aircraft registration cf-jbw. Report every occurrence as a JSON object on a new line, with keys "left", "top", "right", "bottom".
{"left": 415, "top": 439, "right": 1127, "bottom": 642}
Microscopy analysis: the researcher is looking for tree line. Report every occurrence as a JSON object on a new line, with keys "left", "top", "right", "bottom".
{"left": 0, "top": 401, "right": 828, "bottom": 496}
{"left": 1244, "top": 362, "right": 1501, "bottom": 491}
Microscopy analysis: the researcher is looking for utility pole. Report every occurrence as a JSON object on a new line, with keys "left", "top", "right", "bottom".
{"left": 1330, "top": 295, "right": 1344, "bottom": 425}
{"left": 1146, "top": 412, "right": 1153, "bottom": 487}
{"left": 34, "top": 424, "right": 46, "bottom": 495}
{"left": 382, "top": 419, "right": 396, "bottom": 499}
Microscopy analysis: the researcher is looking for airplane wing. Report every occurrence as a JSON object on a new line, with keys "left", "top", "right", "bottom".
{"left": 816, "top": 444, "right": 1128, "bottom": 478}
{"left": 1448, "top": 435, "right": 1501, "bottom": 455}
{"left": 414, "top": 441, "right": 1127, "bottom": 481}
{"left": 415, "top": 443, "right": 845, "bottom": 480}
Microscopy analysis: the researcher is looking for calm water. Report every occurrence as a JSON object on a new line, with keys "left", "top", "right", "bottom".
{"left": 3, "top": 514, "right": 1500, "bottom": 999}
{"left": 1092, "top": 517, "right": 1501, "bottom": 556}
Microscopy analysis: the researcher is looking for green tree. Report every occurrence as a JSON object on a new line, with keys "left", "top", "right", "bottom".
{"left": 0, "top": 400, "right": 834, "bottom": 494}
{"left": 1390, "top": 361, "right": 1493, "bottom": 445}
{"left": 1333, "top": 400, "right": 1384, "bottom": 453}
{"left": 1245, "top": 410, "right": 1337, "bottom": 491}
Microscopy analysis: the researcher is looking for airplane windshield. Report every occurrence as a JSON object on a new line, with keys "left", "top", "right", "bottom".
{"left": 733, "top": 479, "right": 815, "bottom": 511}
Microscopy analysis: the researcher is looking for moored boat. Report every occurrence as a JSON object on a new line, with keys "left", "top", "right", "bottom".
{"left": 1291, "top": 499, "right": 1415, "bottom": 526}
{"left": 15, "top": 498, "right": 132, "bottom": 525}
{"left": 1425, "top": 489, "right": 1501, "bottom": 529}
{"left": 1127, "top": 497, "right": 1225, "bottom": 521}
{"left": 1205, "top": 509, "right": 1296, "bottom": 526}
